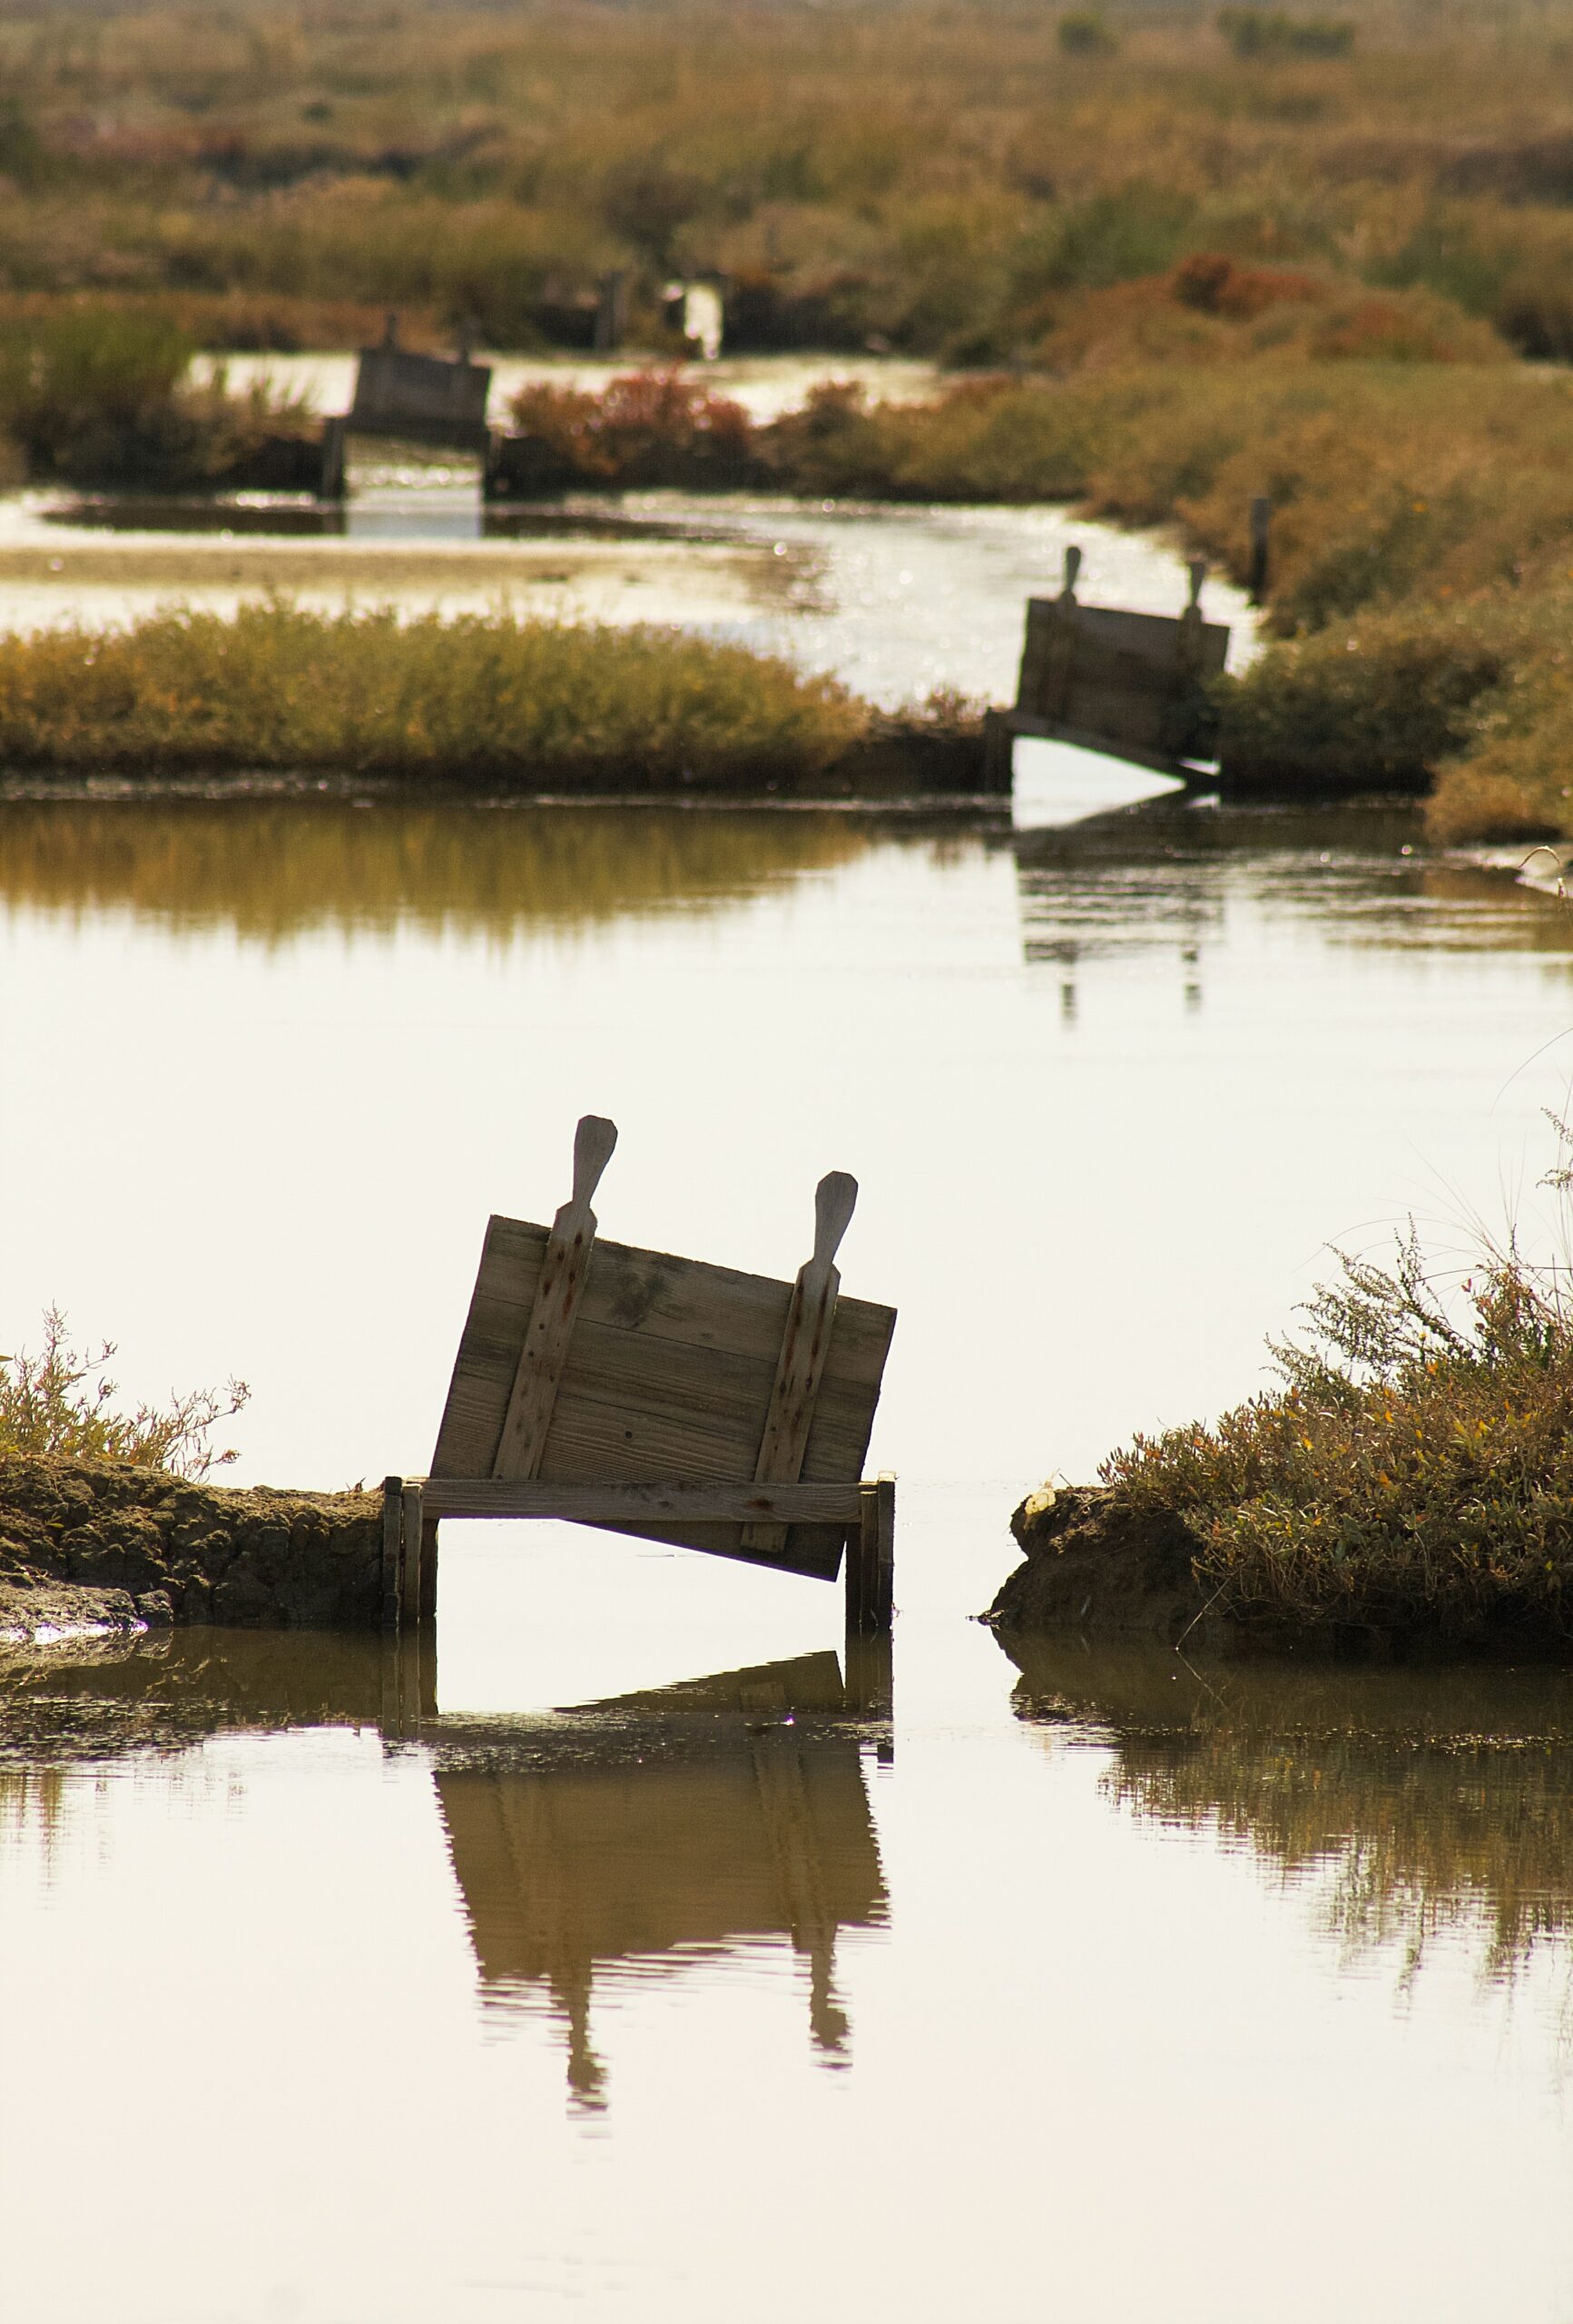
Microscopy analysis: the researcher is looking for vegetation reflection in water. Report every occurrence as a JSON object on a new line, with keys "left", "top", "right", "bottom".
{"left": 1002, "top": 1639, "right": 1573, "bottom": 1979}
{"left": 0, "top": 800, "right": 877, "bottom": 940}
{"left": 0, "top": 1629, "right": 890, "bottom": 2108}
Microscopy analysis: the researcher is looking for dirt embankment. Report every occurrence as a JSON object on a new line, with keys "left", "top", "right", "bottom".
{"left": 984, "top": 1486, "right": 1214, "bottom": 1645}
{"left": 0, "top": 1454, "right": 381, "bottom": 1640}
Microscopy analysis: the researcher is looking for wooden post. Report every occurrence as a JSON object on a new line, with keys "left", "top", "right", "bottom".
{"left": 400, "top": 1481, "right": 425, "bottom": 1628}
{"left": 842, "top": 1629, "right": 893, "bottom": 1718}
{"left": 846, "top": 1474, "right": 893, "bottom": 1637}
{"left": 419, "top": 1512, "right": 439, "bottom": 1624}
{"left": 980, "top": 707, "right": 1014, "bottom": 793}
{"left": 381, "top": 1475, "right": 404, "bottom": 1633}
{"left": 1248, "top": 495, "right": 1271, "bottom": 606}
{"left": 873, "top": 1472, "right": 895, "bottom": 1630}
{"left": 320, "top": 415, "right": 348, "bottom": 501}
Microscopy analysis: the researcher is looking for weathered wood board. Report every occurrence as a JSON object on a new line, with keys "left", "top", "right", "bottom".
{"left": 1016, "top": 596, "right": 1229, "bottom": 761}
{"left": 349, "top": 344, "right": 492, "bottom": 448}
{"left": 430, "top": 1215, "right": 896, "bottom": 1580}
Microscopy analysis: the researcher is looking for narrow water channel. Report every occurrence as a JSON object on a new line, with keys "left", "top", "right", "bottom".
{"left": 2, "top": 789, "right": 1573, "bottom": 2320}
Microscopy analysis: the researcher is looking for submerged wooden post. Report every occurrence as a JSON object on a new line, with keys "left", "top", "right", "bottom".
{"left": 400, "top": 1480, "right": 426, "bottom": 1627}
{"left": 320, "top": 414, "right": 348, "bottom": 501}
{"left": 846, "top": 1472, "right": 895, "bottom": 1636}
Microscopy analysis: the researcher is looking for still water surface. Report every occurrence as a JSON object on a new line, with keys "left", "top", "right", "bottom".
{"left": 4, "top": 790, "right": 1573, "bottom": 2318}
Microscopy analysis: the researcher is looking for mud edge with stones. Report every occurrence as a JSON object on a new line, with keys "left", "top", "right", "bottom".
{"left": 0, "top": 1454, "right": 382, "bottom": 1639}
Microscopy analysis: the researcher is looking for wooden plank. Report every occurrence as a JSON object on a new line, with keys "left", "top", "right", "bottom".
{"left": 417, "top": 1478, "right": 865, "bottom": 1522}
{"left": 846, "top": 1474, "right": 896, "bottom": 1635}
{"left": 872, "top": 1472, "right": 896, "bottom": 1633}
{"left": 419, "top": 1513, "right": 439, "bottom": 1625}
{"left": 493, "top": 1115, "right": 617, "bottom": 1481}
{"left": 437, "top": 1230, "right": 893, "bottom": 1461}
{"left": 743, "top": 1171, "right": 858, "bottom": 1553}
{"left": 381, "top": 1474, "right": 404, "bottom": 1634}
{"left": 400, "top": 1482, "right": 425, "bottom": 1622}
{"left": 429, "top": 1206, "right": 896, "bottom": 1576}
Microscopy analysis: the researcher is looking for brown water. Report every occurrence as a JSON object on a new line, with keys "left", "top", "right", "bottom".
{"left": 4, "top": 792, "right": 1573, "bottom": 2319}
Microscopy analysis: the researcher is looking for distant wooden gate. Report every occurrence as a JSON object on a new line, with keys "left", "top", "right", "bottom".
{"left": 384, "top": 1117, "right": 898, "bottom": 1637}
{"left": 987, "top": 547, "right": 1230, "bottom": 780}
{"left": 348, "top": 319, "right": 492, "bottom": 450}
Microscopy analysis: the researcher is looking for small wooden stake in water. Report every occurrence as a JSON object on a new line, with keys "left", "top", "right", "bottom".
{"left": 493, "top": 1114, "right": 618, "bottom": 1481}
{"left": 743, "top": 1171, "right": 858, "bottom": 1555}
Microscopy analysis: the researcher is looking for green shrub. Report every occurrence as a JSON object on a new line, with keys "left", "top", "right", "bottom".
{"left": 0, "top": 602, "right": 867, "bottom": 785}
{"left": 1057, "top": 13, "right": 1118, "bottom": 57}
{"left": 1101, "top": 1185, "right": 1573, "bottom": 1645}
{"left": 0, "top": 1307, "right": 248, "bottom": 1479}
{"left": 1217, "top": 606, "right": 1512, "bottom": 789}
{"left": 0, "top": 309, "right": 317, "bottom": 487}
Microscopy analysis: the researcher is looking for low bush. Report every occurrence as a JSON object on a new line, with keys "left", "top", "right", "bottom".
{"left": 0, "top": 601, "right": 867, "bottom": 785}
{"left": 1101, "top": 1180, "right": 1573, "bottom": 1646}
{"left": 1217, "top": 606, "right": 1514, "bottom": 791}
{"left": 0, "top": 308, "right": 318, "bottom": 487}
{"left": 503, "top": 367, "right": 755, "bottom": 490}
{"left": 0, "top": 1306, "right": 248, "bottom": 1478}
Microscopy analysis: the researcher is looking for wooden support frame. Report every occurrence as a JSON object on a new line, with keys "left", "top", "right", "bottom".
{"left": 845, "top": 1473, "right": 896, "bottom": 1638}
{"left": 379, "top": 1472, "right": 896, "bottom": 1637}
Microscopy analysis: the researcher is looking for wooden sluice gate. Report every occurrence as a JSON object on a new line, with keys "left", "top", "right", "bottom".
{"left": 384, "top": 1116, "right": 899, "bottom": 1643}
{"left": 986, "top": 546, "right": 1232, "bottom": 783}
{"left": 320, "top": 313, "right": 498, "bottom": 497}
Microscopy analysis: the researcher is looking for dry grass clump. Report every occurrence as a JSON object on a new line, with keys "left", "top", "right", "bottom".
{"left": 1102, "top": 1192, "right": 1573, "bottom": 1648}
{"left": 0, "top": 1306, "right": 248, "bottom": 1479}
{"left": 0, "top": 602, "right": 866, "bottom": 785}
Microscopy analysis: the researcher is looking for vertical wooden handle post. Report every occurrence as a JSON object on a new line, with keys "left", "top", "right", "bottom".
{"left": 494, "top": 1113, "right": 618, "bottom": 1481}
{"left": 571, "top": 1114, "right": 618, "bottom": 1212}
{"left": 743, "top": 1170, "right": 859, "bottom": 1553}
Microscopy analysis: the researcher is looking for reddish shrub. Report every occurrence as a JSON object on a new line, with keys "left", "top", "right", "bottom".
{"left": 503, "top": 368, "right": 756, "bottom": 488}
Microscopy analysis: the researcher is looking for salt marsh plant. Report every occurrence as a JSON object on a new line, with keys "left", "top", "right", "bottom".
{"left": 1099, "top": 1142, "right": 1573, "bottom": 1648}
{"left": 0, "top": 603, "right": 867, "bottom": 785}
{"left": 0, "top": 1306, "right": 248, "bottom": 1479}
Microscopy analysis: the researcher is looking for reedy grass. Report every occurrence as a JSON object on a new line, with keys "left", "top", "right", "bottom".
{"left": 0, "top": 602, "right": 868, "bottom": 785}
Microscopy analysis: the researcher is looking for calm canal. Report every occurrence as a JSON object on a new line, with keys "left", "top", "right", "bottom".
{"left": 0, "top": 508, "right": 1570, "bottom": 2318}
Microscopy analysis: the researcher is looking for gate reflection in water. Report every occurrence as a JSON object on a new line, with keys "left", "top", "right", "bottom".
{"left": 431, "top": 1649, "right": 890, "bottom": 2103}
{"left": 0, "top": 1626, "right": 891, "bottom": 2112}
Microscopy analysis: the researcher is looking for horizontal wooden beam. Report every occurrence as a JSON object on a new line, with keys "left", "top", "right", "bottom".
{"left": 414, "top": 1477, "right": 866, "bottom": 1524}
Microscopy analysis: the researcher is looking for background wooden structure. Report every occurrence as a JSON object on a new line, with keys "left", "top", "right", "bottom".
{"left": 985, "top": 546, "right": 1230, "bottom": 781}
{"left": 385, "top": 1117, "right": 897, "bottom": 1637}
{"left": 349, "top": 328, "right": 492, "bottom": 451}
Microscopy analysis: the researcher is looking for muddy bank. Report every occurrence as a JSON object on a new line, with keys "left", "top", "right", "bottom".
{"left": 985, "top": 1484, "right": 1573, "bottom": 1660}
{"left": 0, "top": 1454, "right": 381, "bottom": 1637}
{"left": 986, "top": 1486, "right": 1217, "bottom": 1647}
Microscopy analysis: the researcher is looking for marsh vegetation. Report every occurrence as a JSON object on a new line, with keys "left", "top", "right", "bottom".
{"left": 0, "top": 601, "right": 888, "bottom": 786}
